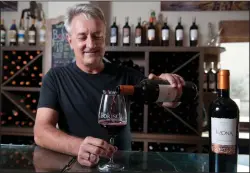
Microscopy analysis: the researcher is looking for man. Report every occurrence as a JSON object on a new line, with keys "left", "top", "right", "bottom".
{"left": 34, "top": 3, "right": 185, "bottom": 167}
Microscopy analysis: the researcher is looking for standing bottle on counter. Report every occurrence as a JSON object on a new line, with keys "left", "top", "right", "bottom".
{"left": 122, "top": 16, "right": 130, "bottom": 46}
{"left": 175, "top": 17, "right": 184, "bottom": 47}
{"left": 189, "top": 17, "right": 198, "bottom": 47}
{"left": 135, "top": 17, "right": 142, "bottom": 46}
{"left": 9, "top": 19, "right": 18, "bottom": 46}
{"left": 28, "top": 18, "right": 37, "bottom": 46}
{"left": 116, "top": 79, "right": 198, "bottom": 105}
{"left": 161, "top": 17, "right": 169, "bottom": 46}
{"left": 209, "top": 69, "right": 239, "bottom": 173}
{"left": 0, "top": 18, "right": 6, "bottom": 46}
{"left": 147, "top": 17, "right": 155, "bottom": 46}
{"left": 18, "top": 19, "right": 26, "bottom": 45}
{"left": 110, "top": 16, "right": 118, "bottom": 46}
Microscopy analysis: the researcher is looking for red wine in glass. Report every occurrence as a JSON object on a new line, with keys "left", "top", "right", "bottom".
{"left": 99, "top": 120, "right": 127, "bottom": 136}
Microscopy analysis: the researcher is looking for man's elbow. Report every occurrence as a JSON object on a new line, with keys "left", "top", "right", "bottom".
{"left": 34, "top": 124, "right": 45, "bottom": 147}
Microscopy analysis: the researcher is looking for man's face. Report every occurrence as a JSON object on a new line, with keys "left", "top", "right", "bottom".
{"left": 67, "top": 15, "right": 106, "bottom": 67}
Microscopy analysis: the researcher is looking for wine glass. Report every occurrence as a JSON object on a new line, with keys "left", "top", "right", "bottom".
{"left": 97, "top": 90, "right": 127, "bottom": 172}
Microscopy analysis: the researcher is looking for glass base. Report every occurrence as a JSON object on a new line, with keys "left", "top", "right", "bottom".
{"left": 98, "top": 162, "right": 124, "bottom": 172}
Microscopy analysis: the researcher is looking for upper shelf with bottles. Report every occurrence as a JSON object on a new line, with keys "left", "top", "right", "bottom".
{"left": 0, "top": 18, "right": 46, "bottom": 47}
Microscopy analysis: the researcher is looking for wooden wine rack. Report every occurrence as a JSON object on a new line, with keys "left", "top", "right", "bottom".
{"left": 0, "top": 45, "right": 44, "bottom": 142}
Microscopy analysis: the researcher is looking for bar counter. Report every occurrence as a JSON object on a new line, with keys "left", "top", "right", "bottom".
{"left": 0, "top": 144, "right": 249, "bottom": 172}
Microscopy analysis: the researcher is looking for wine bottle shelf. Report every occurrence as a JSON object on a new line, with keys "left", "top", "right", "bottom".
{"left": 148, "top": 142, "right": 197, "bottom": 153}
{"left": 131, "top": 141, "right": 144, "bottom": 151}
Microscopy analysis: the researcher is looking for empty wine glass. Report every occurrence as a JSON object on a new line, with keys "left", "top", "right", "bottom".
{"left": 97, "top": 90, "right": 127, "bottom": 172}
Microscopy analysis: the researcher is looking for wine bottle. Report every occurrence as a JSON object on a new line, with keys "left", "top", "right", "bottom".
{"left": 116, "top": 79, "right": 198, "bottom": 104}
{"left": 28, "top": 19, "right": 37, "bottom": 46}
{"left": 39, "top": 19, "right": 46, "bottom": 45}
{"left": 203, "top": 62, "right": 208, "bottom": 92}
{"left": 147, "top": 17, "right": 155, "bottom": 46}
{"left": 189, "top": 17, "right": 198, "bottom": 47}
{"left": 175, "top": 17, "right": 183, "bottom": 47}
{"left": 110, "top": 16, "right": 118, "bottom": 46}
{"left": 209, "top": 70, "right": 239, "bottom": 173}
{"left": 122, "top": 17, "right": 130, "bottom": 46}
{"left": 135, "top": 17, "right": 142, "bottom": 46}
{"left": 208, "top": 62, "right": 217, "bottom": 93}
{"left": 9, "top": 19, "right": 18, "bottom": 46}
{"left": 18, "top": 19, "right": 25, "bottom": 45}
{"left": 161, "top": 17, "right": 169, "bottom": 46}
{"left": 0, "top": 18, "right": 6, "bottom": 46}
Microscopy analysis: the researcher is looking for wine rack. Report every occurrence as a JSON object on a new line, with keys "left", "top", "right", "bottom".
{"left": 0, "top": 46, "right": 44, "bottom": 145}
{"left": 148, "top": 142, "right": 197, "bottom": 153}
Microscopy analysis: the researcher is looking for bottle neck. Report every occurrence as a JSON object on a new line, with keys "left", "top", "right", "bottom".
{"left": 218, "top": 89, "right": 230, "bottom": 98}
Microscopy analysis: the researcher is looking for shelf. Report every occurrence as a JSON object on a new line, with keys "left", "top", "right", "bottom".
{"left": 105, "top": 46, "right": 225, "bottom": 55}
{"left": 1, "top": 45, "right": 45, "bottom": 51}
{"left": 0, "top": 127, "right": 33, "bottom": 136}
{"left": 1, "top": 91, "right": 36, "bottom": 121}
{"left": 132, "top": 133, "right": 206, "bottom": 144}
{"left": 1, "top": 86, "right": 40, "bottom": 92}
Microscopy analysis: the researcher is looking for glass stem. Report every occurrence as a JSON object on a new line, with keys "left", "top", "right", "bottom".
{"left": 109, "top": 137, "right": 115, "bottom": 164}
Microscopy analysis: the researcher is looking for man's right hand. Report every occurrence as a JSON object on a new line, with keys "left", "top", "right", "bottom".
{"left": 77, "top": 136, "right": 117, "bottom": 167}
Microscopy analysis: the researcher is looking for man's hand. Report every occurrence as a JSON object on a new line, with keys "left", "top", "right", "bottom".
{"left": 77, "top": 136, "right": 117, "bottom": 167}
{"left": 148, "top": 73, "right": 185, "bottom": 108}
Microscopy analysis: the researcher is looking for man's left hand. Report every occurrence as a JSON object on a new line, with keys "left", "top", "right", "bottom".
{"left": 148, "top": 73, "right": 185, "bottom": 108}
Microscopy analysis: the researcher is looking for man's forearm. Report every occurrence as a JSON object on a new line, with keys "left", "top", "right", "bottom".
{"left": 34, "top": 125, "right": 83, "bottom": 156}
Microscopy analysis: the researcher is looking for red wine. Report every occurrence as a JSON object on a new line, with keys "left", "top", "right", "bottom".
{"left": 99, "top": 120, "right": 127, "bottom": 136}
{"left": 110, "top": 16, "right": 118, "bottom": 46}
{"left": 175, "top": 17, "right": 183, "bottom": 47}
{"left": 209, "top": 70, "right": 239, "bottom": 173}
{"left": 122, "top": 17, "right": 130, "bottom": 46}
{"left": 189, "top": 17, "right": 198, "bottom": 47}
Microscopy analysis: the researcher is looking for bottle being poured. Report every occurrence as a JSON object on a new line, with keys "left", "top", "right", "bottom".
{"left": 116, "top": 79, "right": 198, "bottom": 105}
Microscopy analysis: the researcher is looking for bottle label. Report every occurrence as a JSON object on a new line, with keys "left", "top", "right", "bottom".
{"left": 157, "top": 85, "right": 178, "bottom": 102}
{"left": 110, "top": 28, "right": 117, "bottom": 43}
{"left": 148, "top": 29, "right": 155, "bottom": 40}
{"left": 39, "top": 29, "right": 46, "bottom": 43}
{"left": 162, "top": 29, "right": 169, "bottom": 40}
{"left": 18, "top": 30, "right": 25, "bottom": 43}
{"left": 135, "top": 28, "right": 141, "bottom": 44}
{"left": 9, "top": 30, "right": 16, "bottom": 42}
{"left": 123, "top": 28, "right": 129, "bottom": 44}
{"left": 176, "top": 29, "right": 183, "bottom": 41}
{"left": 28, "top": 31, "right": 36, "bottom": 43}
{"left": 211, "top": 117, "right": 237, "bottom": 155}
{"left": 1, "top": 30, "right": 6, "bottom": 42}
{"left": 190, "top": 29, "right": 198, "bottom": 41}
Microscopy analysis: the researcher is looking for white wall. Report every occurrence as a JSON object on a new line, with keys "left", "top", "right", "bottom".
{"left": 47, "top": 1, "right": 89, "bottom": 19}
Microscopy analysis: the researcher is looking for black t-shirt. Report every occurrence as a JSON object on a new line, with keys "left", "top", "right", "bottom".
{"left": 37, "top": 62, "right": 145, "bottom": 150}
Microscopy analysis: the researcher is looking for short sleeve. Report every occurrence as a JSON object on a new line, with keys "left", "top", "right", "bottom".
{"left": 37, "top": 69, "right": 59, "bottom": 111}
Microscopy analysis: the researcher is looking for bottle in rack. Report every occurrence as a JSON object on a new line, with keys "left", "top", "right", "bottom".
{"left": 208, "top": 62, "right": 217, "bottom": 93}
{"left": 18, "top": 19, "right": 26, "bottom": 45}
{"left": 189, "top": 17, "right": 198, "bottom": 47}
{"left": 28, "top": 18, "right": 37, "bottom": 46}
{"left": 116, "top": 79, "right": 198, "bottom": 105}
{"left": 147, "top": 17, "right": 155, "bottom": 46}
{"left": 135, "top": 17, "right": 142, "bottom": 46}
{"left": 0, "top": 18, "right": 6, "bottom": 46}
{"left": 203, "top": 62, "right": 208, "bottom": 92}
{"left": 110, "top": 16, "right": 118, "bottom": 46}
{"left": 9, "top": 19, "right": 18, "bottom": 46}
{"left": 175, "top": 17, "right": 184, "bottom": 47}
{"left": 122, "top": 17, "right": 130, "bottom": 46}
{"left": 39, "top": 19, "right": 46, "bottom": 45}
{"left": 161, "top": 17, "right": 169, "bottom": 46}
{"left": 209, "top": 70, "right": 239, "bottom": 173}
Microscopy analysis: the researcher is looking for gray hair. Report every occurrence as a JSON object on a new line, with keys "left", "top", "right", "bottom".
{"left": 64, "top": 3, "right": 106, "bottom": 33}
